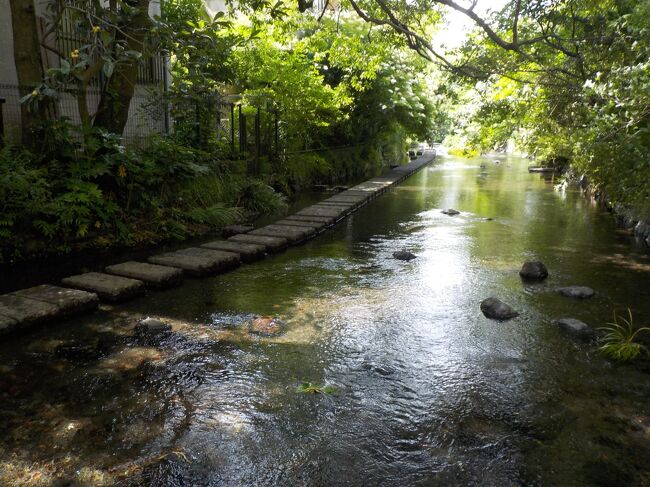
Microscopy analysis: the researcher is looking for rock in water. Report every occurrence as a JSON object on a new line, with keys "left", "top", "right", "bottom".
{"left": 442, "top": 209, "right": 460, "bottom": 216}
{"left": 393, "top": 251, "right": 417, "bottom": 261}
{"left": 134, "top": 317, "right": 172, "bottom": 337}
{"left": 480, "top": 297, "right": 519, "bottom": 320}
{"left": 249, "top": 316, "right": 283, "bottom": 336}
{"left": 554, "top": 318, "right": 593, "bottom": 336}
{"left": 557, "top": 286, "right": 595, "bottom": 299}
{"left": 519, "top": 261, "right": 549, "bottom": 281}
{"left": 56, "top": 340, "right": 106, "bottom": 361}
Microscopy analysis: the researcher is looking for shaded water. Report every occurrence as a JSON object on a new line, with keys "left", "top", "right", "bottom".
{"left": 1, "top": 154, "right": 650, "bottom": 486}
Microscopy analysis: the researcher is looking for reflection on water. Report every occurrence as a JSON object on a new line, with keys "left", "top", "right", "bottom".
{"left": 1, "top": 155, "right": 649, "bottom": 486}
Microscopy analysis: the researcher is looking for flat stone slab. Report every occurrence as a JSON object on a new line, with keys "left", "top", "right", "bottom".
{"left": 316, "top": 201, "right": 355, "bottom": 208}
{"left": 148, "top": 248, "right": 240, "bottom": 276}
{"left": 11, "top": 284, "right": 99, "bottom": 316}
{"left": 228, "top": 234, "right": 288, "bottom": 253}
{"left": 0, "top": 294, "right": 60, "bottom": 331}
{"left": 274, "top": 219, "right": 327, "bottom": 230}
{"left": 62, "top": 272, "right": 145, "bottom": 302}
{"left": 249, "top": 225, "right": 314, "bottom": 244}
{"left": 201, "top": 240, "right": 266, "bottom": 263}
{"left": 106, "top": 261, "right": 183, "bottom": 288}
{"left": 284, "top": 214, "right": 336, "bottom": 224}
{"left": 222, "top": 224, "right": 254, "bottom": 237}
{"left": 296, "top": 205, "right": 348, "bottom": 218}
{"left": 324, "top": 194, "right": 368, "bottom": 204}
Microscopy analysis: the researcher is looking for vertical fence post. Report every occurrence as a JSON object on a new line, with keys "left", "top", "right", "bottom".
{"left": 0, "top": 97, "right": 5, "bottom": 147}
{"left": 254, "top": 105, "right": 261, "bottom": 175}
{"left": 274, "top": 108, "right": 279, "bottom": 158}
{"left": 239, "top": 105, "right": 246, "bottom": 154}
{"left": 230, "top": 103, "right": 235, "bottom": 155}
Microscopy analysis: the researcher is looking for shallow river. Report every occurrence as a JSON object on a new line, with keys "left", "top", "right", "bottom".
{"left": 1, "top": 154, "right": 650, "bottom": 486}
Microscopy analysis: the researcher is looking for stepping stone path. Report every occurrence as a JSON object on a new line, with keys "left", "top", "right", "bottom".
{"left": 201, "top": 240, "right": 266, "bottom": 263}
{"left": 229, "top": 234, "right": 288, "bottom": 253}
{"left": 557, "top": 286, "right": 595, "bottom": 299}
{"left": 222, "top": 224, "right": 254, "bottom": 237}
{"left": 148, "top": 248, "right": 240, "bottom": 276}
{"left": 0, "top": 285, "right": 99, "bottom": 333}
{"left": 105, "top": 261, "right": 183, "bottom": 288}
{"left": 0, "top": 153, "right": 435, "bottom": 334}
{"left": 62, "top": 272, "right": 145, "bottom": 302}
{"left": 249, "top": 225, "right": 315, "bottom": 244}
{"left": 442, "top": 209, "right": 460, "bottom": 216}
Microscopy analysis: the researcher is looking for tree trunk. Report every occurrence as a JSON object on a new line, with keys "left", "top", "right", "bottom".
{"left": 9, "top": 0, "right": 47, "bottom": 147}
{"left": 93, "top": 0, "right": 151, "bottom": 135}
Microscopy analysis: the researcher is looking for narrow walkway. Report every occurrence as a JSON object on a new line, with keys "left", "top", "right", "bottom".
{"left": 0, "top": 151, "right": 435, "bottom": 334}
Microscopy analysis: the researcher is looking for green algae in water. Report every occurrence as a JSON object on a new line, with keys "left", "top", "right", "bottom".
{"left": 296, "top": 382, "right": 337, "bottom": 394}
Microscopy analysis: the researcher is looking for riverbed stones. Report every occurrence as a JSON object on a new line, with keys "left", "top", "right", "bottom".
{"left": 201, "top": 240, "right": 266, "bottom": 263}
{"left": 228, "top": 234, "right": 288, "bottom": 253}
{"left": 557, "top": 286, "right": 595, "bottom": 299}
{"left": 442, "top": 209, "right": 460, "bottom": 216}
{"left": 61, "top": 272, "right": 145, "bottom": 302}
{"left": 554, "top": 318, "right": 593, "bottom": 336}
{"left": 134, "top": 317, "right": 172, "bottom": 338}
{"left": 393, "top": 251, "right": 417, "bottom": 261}
{"left": 56, "top": 339, "right": 106, "bottom": 360}
{"left": 480, "top": 297, "right": 519, "bottom": 320}
{"left": 519, "top": 261, "right": 549, "bottom": 281}
{"left": 105, "top": 261, "right": 183, "bottom": 288}
{"left": 148, "top": 248, "right": 240, "bottom": 276}
{"left": 248, "top": 316, "right": 283, "bottom": 336}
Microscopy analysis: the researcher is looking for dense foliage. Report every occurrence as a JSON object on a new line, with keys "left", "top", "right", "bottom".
{"left": 446, "top": 0, "right": 650, "bottom": 217}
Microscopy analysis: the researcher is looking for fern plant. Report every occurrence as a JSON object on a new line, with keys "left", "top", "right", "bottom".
{"left": 598, "top": 309, "right": 650, "bottom": 361}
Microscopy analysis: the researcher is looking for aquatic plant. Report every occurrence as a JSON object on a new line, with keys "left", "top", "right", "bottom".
{"left": 598, "top": 309, "right": 650, "bottom": 361}
{"left": 296, "top": 382, "right": 337, "bottom": 394}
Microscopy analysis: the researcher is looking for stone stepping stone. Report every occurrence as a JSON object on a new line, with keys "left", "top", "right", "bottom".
{"left": 11, "top": 284, "right": 99, "bottom": 316}
{"left": 201, "top": 240, "right": 266, "bottom": 263}
{"left": 249, "top": 225, "right": 314, "bottom": 244}
{"left": 554, "top": 318, "right": 593, "bottom": 336}
{"left": 296, "top": 205, "right": 349, "bottom": 218}
{"left": 148, "top": 248, "right": 240, "bottom": 276}
{"left": 0, "top": 294, "right": 58, "bottom": 332}
{"left": 317, "top": 200, "right": 355, "bottom": 208}
{"left": 222, "top": 224, "right": 254, "bottom": 237}
{"left": 105, "top": 261, "right": 183, "bottom": 288}
{"left": 284, "top": 214, "right": 336, "bottom": 225}
{"left": 274, "top": 219, "right": 326, "bottom": 230}
{"left": 324, "top": 194, "right": 368, "bottom": 205}
{"left": 62, "top": 272, "right": 145, "bottom": 302}
{"left": 557, "top": 286, "right": 595, "bottom": 299}
{"left": 228, "top": 234, "right": 288, "bottom": 253}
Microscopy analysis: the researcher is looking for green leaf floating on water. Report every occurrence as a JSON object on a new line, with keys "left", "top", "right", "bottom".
{"left": 297, "top": 382, "right": 337, "bottom": 394}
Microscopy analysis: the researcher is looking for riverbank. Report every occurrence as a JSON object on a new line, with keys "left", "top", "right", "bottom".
{"left": 0, "top": 151, "right": 436, "bottom": 336}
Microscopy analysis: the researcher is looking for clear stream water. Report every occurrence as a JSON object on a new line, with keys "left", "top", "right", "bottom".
{"left": 1, "top": 154, "right": 650, "bottom": 486}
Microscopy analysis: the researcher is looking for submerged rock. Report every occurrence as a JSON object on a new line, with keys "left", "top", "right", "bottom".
{"left": 519, "top": 261, "right": 549, "bottom": 281}
{"left": 554, "top": 318, "right": 593, "bottom": 336}
{"left": 442, "top": 209, "right": 460, "bottom": 216}
{"left": 393, "top": 251, "right": 417, "bottom": 261}
{"left": 558, "top": 286, "right": 595, "bottom": 299}
{"left": 55, "top": 340, "right": 106, "bottom": 361}
{"left": 249, "top": 316, "right": 284, "bottom": 336}
{"left": 480, "top": 297, "right": 519, "bottom": 320}
{"left": 134, "top": 318, "right": 172, "bottom": 338}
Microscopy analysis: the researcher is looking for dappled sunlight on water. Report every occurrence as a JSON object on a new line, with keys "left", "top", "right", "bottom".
{"left": 1, "top": 155, "right": 649, "bottom": 486}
